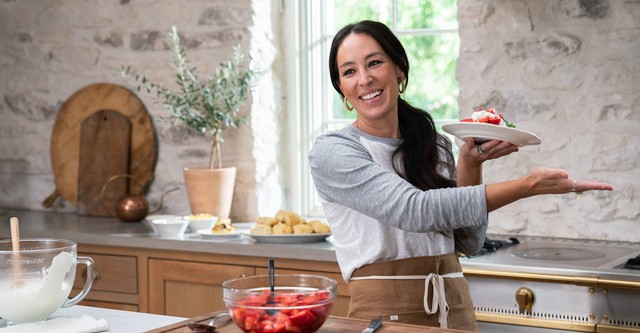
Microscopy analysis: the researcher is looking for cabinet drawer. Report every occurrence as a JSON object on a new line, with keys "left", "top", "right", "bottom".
{"left": 75, "top": 253, "right": 137, "bottom": 294}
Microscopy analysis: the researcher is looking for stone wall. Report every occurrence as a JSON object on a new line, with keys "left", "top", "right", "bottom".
{"left": 0, "top": 0, "right": 638, "bottom": 241}
{"left": 0, "top": 0, "right": 265, "bottom": 221}
{"left": 457, "top": 0, "right": 640, "bottom": 241}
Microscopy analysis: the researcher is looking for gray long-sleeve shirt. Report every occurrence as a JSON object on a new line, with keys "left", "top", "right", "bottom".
{"left": 309, "top": 124, "right": 488, "bottom": 281}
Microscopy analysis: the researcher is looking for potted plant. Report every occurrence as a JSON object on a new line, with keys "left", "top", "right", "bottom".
{"left": 122, "top": 25, "right": 256, "bottom": 217}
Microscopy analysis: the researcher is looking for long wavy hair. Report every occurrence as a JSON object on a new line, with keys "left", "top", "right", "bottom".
{"left": 328, "top": 20, "right": 456, "bottom": 190}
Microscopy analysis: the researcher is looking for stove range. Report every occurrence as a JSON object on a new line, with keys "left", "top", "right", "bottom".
{"left": 458, "top": 235, "right": 640, "bottom": 332}
{"left": 460, "top": 235, "right": 640, "bottom": 282}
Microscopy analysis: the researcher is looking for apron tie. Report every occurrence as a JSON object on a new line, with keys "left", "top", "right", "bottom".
{"left": 350, "top": 271, "right": 464, "bottom": 328}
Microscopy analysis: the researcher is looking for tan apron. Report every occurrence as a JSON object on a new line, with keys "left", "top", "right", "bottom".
{"left": 347, "top": 253, "right": 478, "bottom": 331}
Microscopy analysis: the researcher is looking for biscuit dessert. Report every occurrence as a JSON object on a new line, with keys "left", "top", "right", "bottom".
{"left": 250, "top": 211, "right": 332, "bottom": 235}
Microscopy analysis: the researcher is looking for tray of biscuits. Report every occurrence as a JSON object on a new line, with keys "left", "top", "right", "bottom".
{"left": 248, "top": 210, "right": 331, "bottom": 243}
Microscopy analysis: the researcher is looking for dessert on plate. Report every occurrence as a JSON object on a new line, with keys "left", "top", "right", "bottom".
{"left": 461, "top": 107, "right": 515, "bottom": 128}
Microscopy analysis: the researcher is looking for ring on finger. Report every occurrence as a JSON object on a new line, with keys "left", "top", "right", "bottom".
{"left": 572, "top": 179, "right": 582, "bottom": 194}
{"left": 476, "top": 145, "right": 486, "bottom": 154}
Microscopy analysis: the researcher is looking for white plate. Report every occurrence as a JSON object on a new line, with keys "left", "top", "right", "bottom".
{"left": 232, "top": 222, "right": 256, "bottom": 230}
{"left": 441, "top": 122, "right": 541, "bottom": 147}
{"left": 249, "top": 233, "right": 332, "bottom": 244}
{"left": 196, "top": 229, "right": 242, "bottom": 239}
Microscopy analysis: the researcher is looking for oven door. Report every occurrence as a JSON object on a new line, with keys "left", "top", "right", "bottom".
{"left": 465, "top": 269, "right": 640, "bottom": 333}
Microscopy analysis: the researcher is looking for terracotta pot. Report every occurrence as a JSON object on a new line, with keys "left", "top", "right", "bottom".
{"left": 183, "top": 167, "right": 236, "bottom": 217}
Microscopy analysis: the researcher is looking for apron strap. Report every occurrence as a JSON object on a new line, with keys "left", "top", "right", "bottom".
{"left": 350, "top": 272, "right": 464, "bottom": 329}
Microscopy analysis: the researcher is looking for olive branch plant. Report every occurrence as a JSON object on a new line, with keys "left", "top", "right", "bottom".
{"left": 121, "top": 25, "right": 256, "bottom": 169}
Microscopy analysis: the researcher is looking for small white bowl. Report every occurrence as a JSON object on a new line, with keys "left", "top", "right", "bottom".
{"left": 183, "top": 215, "right": 217, "bottom": 232}
{"left": 150, "top": 218, "right": 189, "bottom": 238}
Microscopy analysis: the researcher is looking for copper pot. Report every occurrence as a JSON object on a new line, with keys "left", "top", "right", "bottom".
{"left": 102, "top": 174, "right": 178, "bottom": 222}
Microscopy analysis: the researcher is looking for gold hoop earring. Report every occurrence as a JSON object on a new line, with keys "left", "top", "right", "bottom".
{"left": 399, "top": 81, "right": 406, "bottom": 94}
{"left": 343, "top": 97, "right": 354, "bottom": 111}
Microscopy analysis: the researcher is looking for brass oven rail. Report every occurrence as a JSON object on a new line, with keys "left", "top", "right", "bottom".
{"left": 463, "top": 268, "right": 640, "bottom": 290}
{"left": 475, "top": 313, "right": 595, "bottom": 332}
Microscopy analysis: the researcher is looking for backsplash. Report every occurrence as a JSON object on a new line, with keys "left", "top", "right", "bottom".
{"left": 457, "top": 0, "right": 639, "bottom": 241}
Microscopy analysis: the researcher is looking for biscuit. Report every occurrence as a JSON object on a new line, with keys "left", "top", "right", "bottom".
{"left": 251, "top": 224, "right": 272, "bottom": 235}
{"left": 272, "top": 223, "right": 293, "bottom": 234}
{"left": 274, "top": 210, "right": 288, "bottom": 223}
{"left": 283, "top": 211, "right": 304, "bottom": 226}
{"left": 292, "top": 223, "right": 314, "bottom": 234}
{"left": 257, "top": 217, "right": 278, "bottom": 226}
{"left": 309, "top": 220, "right": 331, "bottom": 233}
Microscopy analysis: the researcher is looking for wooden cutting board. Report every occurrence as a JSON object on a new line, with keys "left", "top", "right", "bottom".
{"left": 77, "top": 110, "right": 131, "bottom": 216}
{"left": 44, "top": 83, "right": 157, "bottom": 208}
{"left": 145, "top": 311, "right": 466, "bottom": 333}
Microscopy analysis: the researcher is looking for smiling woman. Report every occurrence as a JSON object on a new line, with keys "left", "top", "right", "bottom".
{"left": 307, "top": 19, "right": 613, "bottom": 331}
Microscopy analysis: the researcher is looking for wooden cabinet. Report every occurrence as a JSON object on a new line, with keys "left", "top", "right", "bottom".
{"left": 72, "top": 249, "right": 139, "bottom": 311}
{"left": 148, "top": 259, "right": 254, "bottom": 317}
{"left": 72, "top": 244, "right": 350, "bottom": 318}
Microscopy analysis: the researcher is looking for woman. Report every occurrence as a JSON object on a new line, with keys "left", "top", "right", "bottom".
{"left": 308, "top": 20, "right": 613, "bottom": 331}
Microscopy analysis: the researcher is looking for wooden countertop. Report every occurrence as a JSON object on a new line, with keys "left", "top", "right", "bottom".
{"left": 146, "top": 311, "right": 471, "bottom": 333}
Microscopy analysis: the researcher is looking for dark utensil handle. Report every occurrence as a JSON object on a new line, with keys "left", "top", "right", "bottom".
{"left": 268, "top": 258, "right": 275, "bottom": 292}
{"left": 362, "top": 319, "right": 382, "bottom": 333}
{"left": 266, "top": 258, "right": 276, "bottom": 315}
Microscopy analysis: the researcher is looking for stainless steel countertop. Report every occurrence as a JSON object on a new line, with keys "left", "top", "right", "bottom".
{"left": 0, "top": 209, "right": 338, "bottom": 262}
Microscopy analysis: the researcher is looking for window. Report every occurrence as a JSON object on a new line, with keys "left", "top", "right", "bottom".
{"left": 284, "top": 0, "right": 459, "bottom": 216}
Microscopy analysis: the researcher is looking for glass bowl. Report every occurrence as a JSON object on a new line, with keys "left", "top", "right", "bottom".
{"left": 223, "top": 274, "right": 336, "bottom": 333}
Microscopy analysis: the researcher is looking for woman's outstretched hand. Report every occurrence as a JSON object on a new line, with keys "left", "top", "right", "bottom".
{"left": 525, "top": 167, "right": 614, "bottom": 195}
{"left": 485, "top": 167, "right": 614, "bottom": 212}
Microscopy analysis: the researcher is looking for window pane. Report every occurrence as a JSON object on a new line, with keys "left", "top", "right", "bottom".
{"left": 396, "top": 0, "right": 458, "bottom": 30}
{"left": 326, "top": 1, "right": 459, "bottom": 122}
{"left": 301, "top": 0, "right": 460, "bottom": 216}
{"left": 331, "top": 0, "right": 392, "bottom": 31}
{"left": 398, "top": 33, "right": 459, "bottom": 119}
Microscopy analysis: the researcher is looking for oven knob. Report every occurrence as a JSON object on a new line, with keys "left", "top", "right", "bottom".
{"left": 515, "top": 287, "right": 535, "bottom": 315}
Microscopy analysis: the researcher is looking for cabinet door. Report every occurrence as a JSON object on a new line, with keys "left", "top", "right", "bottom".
{"left": 149, "top": 259, "right": 254, "bottom": 317}
{"left": 256, "top": 267, "right": 350, "bottom": 317}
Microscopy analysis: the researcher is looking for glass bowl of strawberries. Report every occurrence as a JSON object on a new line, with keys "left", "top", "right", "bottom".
{"left": 222, "top": 274, "right": 336, "bottom": 333}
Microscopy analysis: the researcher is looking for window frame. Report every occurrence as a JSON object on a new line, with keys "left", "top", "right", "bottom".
{"left": 284, "top": 0, "right": 459, "bottom": 217}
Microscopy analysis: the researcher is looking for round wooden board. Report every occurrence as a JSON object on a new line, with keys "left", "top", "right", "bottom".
{"left": 49, "top": 83, "right": 157, "bottom": 206}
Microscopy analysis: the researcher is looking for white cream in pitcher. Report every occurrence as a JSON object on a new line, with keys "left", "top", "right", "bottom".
{"left": 0, "top": 251, "right": 74, "bottom": 323}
